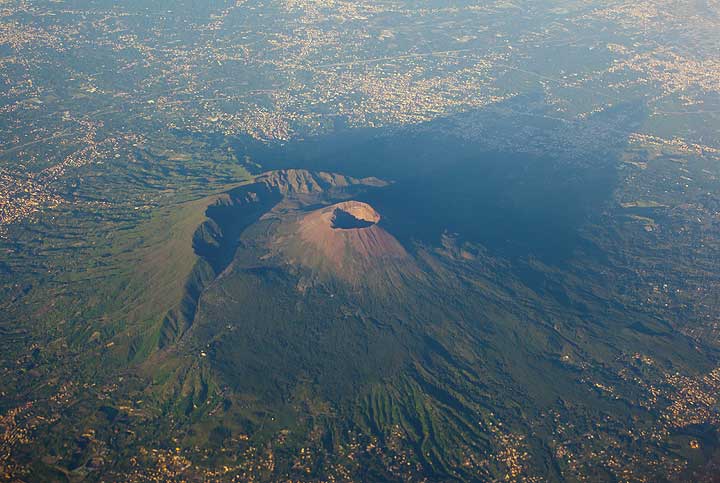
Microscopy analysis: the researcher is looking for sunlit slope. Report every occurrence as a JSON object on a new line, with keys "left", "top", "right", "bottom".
{"left": 96, "top": 192, "right": 234, "bottom": 362}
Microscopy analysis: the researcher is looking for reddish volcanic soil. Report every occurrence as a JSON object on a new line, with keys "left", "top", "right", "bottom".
{"left": 297, "top": 201, "right": 408, "bottom": 270}
{"left": 272, "top": 200, "right": 416, "bottom": 286}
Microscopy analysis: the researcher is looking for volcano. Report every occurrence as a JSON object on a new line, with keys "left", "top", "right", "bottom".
{"left": 77, "top": 169, "right": 715, "bottom": 483}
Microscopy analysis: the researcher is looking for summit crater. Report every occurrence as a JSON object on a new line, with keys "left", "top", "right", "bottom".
{"left": 330, "top": 201, "right": 381, "bottom": 229}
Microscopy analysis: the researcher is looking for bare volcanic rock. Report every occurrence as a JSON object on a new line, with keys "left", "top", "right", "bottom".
{"left": 254, "top": 169, "right": 387, "bottom": 196}
{"left": 276, "top": 201, "right": 417, "bottom": 287}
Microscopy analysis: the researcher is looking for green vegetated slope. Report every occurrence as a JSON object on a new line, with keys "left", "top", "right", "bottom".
{"left": 102, "top": 194, "right": 228, "bottom": 362}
